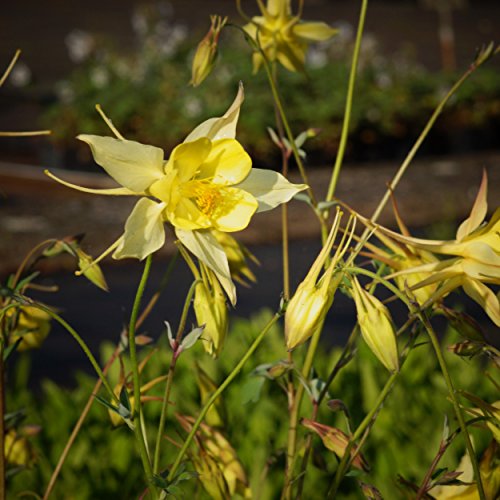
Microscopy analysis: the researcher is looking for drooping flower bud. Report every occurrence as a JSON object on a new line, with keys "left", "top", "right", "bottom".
{"left": 301, "top": 418, "right": 369, "bottom": 471}
{"left": 194, "top": 265, "right": 229, "bottom": 357}
{"left": 285, "top": 211, "right": 353, "bottom": 350}
{"left": 212, "top": 230, "right": 259, "bottom": 286}
{"left": 351, "top": 277, "right": 399, "bottom": 373}
{"left": 190, "top": 15, "right": 227, "bottom": 87}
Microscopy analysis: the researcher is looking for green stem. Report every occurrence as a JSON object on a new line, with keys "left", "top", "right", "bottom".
{"left": 153, "top": 279, "right": 200, "bottom": 474}
{"left": 325, "top": 0, "right": 368, "bottom": 203}
{"left": 128, "top": 255, "right": 156, "bottom": 492}
{"left": 259, "top": 45, "right": 316, "bottom": 206}
{"left": 283, "top": 318, "right": 325, "bottom": 499}
{"left": 167, "top": 312, "right": 282, "bottom": 482}
{"left": 43, "top": 253, "right": 178, "bottom": 500}
{"left": 420, "top": 313, "right": 485, "bottom": 500}
{"left": 33, "top": 304, "right": 118, "bottom": 404}
{"left": 328, "top": 370, "right": 399, "bottom": 497}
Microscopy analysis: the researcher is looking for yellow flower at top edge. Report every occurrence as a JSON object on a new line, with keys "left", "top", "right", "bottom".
{"left": 45, "top": 84, "right": 307, "bottom": 305}
{"left": 244, "top": 0, "right": 338, "bottom": 72}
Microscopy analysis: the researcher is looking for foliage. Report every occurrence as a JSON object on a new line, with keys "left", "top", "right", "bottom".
{"left": 5, "top": 310, "right": 498, "bottom": 499}
{"left": 40, "top": 5, "right": 500, "bottom": 167}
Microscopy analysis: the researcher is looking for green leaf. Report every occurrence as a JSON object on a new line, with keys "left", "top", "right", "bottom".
{"left": 241, "top": 377, "right": 266, "bottom": 404}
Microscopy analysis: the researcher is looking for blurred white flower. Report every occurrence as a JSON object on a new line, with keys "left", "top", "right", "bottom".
{"left": 65, "top": 29, "right": 95, "bottom": 63}
{"left": 9, "top": 62, "right": 31, "bottom": 87}
{"left": 307, "top": 47, "right": 328, "bottom": 69}
{"left": 90, "top": 67, "right": 110, "bottom": 88}
{"left": 183, "top": 96, "right": 203, "bottom": 118}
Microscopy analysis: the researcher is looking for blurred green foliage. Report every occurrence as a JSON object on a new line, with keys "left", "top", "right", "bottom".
{"left": 6, "top": 309, "right": 498, "bottom": 498}
{"left": 41, "top": 6, "right": 500, "bottom": 169}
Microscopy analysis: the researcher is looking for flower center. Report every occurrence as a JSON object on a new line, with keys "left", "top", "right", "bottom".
{"left": 184, "top": 180, "right": 224, "bottom": 216}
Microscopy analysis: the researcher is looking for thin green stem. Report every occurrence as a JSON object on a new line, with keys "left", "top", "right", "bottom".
{"left": 328, "top": 370, "right": 399, "bottom": 497}
{"left": 153, "top": 279, "right": 200, "bottom": 474}
{"left": 420, "top": 313, "right": 486, "bottom": 500}
{"left": 43, "top": 253, "right": 178, "bottom": 500}
{"left": 128, "top": 255, "right": 156, "bottom": 491}
{"left": 167, "top": 312, "right": 282, "bottom": 482}
{"left": 32, "top": 304, "right": 117, "bottom": 404}
{"left": 325, "top": 0, "right": 368, "bottom": 203}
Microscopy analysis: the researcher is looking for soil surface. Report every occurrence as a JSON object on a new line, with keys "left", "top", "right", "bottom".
{"left": 1, "top": 151, "right": 499, "bottom": 276}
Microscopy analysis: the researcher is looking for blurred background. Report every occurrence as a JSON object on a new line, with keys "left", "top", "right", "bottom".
{"left": 1, "top": 0, "right": 499, "bottom": 382}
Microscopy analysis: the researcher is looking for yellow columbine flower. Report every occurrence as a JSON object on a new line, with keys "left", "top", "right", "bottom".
{"left": 46, "top": 84, "right": 307, "bottom": 304}
{"left": 244, "top": 0, "right": 338, "bottom": 72}
{"left": 351, "top": 277, "right": 399, "bottom": 373}
{"left": 7, "top": 305, "right": 51, "bottom": 352}
{"left": 360, "top": 171, "right": 500, "bottom": 326}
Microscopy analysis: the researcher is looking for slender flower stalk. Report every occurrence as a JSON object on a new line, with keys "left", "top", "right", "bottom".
{"left": 167, "top": 312, "right": 282, "bottom": 483}
{"left": 43, "top": 254, "right": 178, "bottom": 500}
{"left": 127, "top": 255, "right": 156, "bottom": 491}
{"left": 419, "top": 313, "right": 486, "bottom": 500}
{"left": 153, "top": 279, "right": 200, "bottom": 473}
{"left": 325, "top": 0, "right": 369, "bottom": 204}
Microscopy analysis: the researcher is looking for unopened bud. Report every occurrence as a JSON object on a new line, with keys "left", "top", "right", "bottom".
{"left": 194, "top": 267, "right": 228, "bottom": 358}
{"left": 352, "top": 277, "right": 399, "bottom": 373}
{"left": 301, "top": 418, "right": 369, "bottom": 471}
{"left": 190, "top": 15, "right": 227, "bottom": 87}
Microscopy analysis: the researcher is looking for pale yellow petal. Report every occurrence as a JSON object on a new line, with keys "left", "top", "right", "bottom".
{"left": 211, "top": 188, "right": 258, "bottom": 232}
{"left": 184, "top": 83, "right": 244, "bottom": 142}
{"left": 199, "top": 139, "right": 252, "bottom": 185}
{"left": 169, "top": 138, "right": 212, "bottom": 182}
{"left": 113, "top": 198, "right": 166, "bottom": 260}
{"left": 456, "top": 170, "right": 488, "bottom": 241}
{"left": 168, "top": 197, "right": 212, "bottom": 231}
{"left": 462, "top": 278, "right": 500, "bottom": 326}
{"left": 44, "top": 170, "right": 137, "bottom": 195}
{"left": 266, "top": 0, "right": 289, "bottom": 17}
{"left": 175, "top": 228, "right": 236, "bottom": 305}
{"left": 293, "top": 22, "right": 339, "bottom": 41}
{"left": 276, "top": 40, "right": 306, "bottom": 72}
{"left": 78, "top": 135, "right": 165, "bottom": 192}
{"left": 235, "top": 169, "right": 307, "bottom": 212}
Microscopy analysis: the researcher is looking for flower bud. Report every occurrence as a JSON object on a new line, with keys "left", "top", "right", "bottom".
{"left": 4, "top": 429, "right": 34, "bottom": 467}
{"left": 285, "top": 211, "right": 350, "bottom": 350}
{"left": 190, "top": 15, "right": 227, "bottom": 87}
{"left": 177, "top": 415, "right": 251, "bottom": 498}
{"left": 76, "top": 248, "right": 108, "bottom": 291}
{"left": 351, "top": 278, "right": 399, "bottom": 373}
{"left": 212, "top": 230, "right": 258, "bottom": 286}
{"left": 194, "top": 266, "right": 228, "bottom": 357}
{"left": 301, "top": 418, "right": 369, "bottom": 471}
